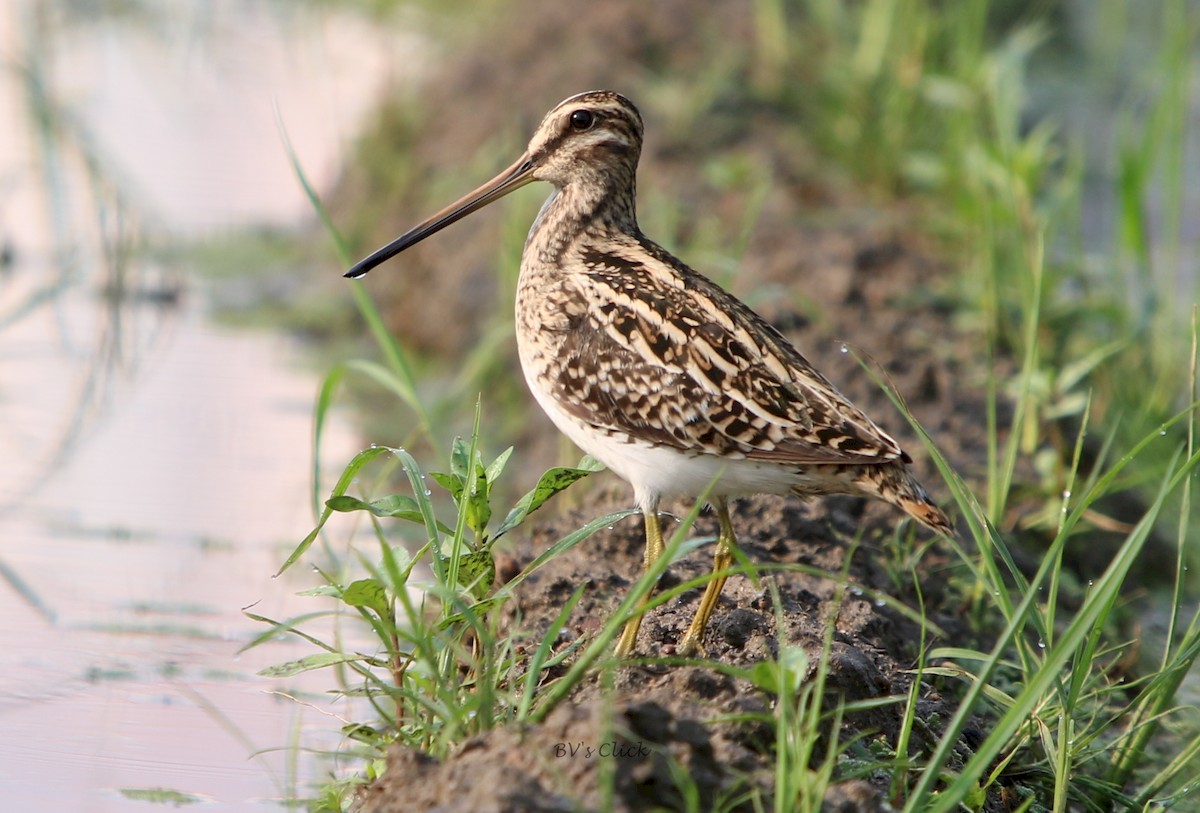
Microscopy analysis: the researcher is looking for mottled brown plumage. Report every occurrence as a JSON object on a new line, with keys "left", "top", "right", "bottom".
{"left": 347, "top": 90, "right": 953, "bottom": 657}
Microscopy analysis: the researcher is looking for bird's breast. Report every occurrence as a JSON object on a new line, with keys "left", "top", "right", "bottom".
{"left": 515, "top": 266, "right": 586, "bottom": 379}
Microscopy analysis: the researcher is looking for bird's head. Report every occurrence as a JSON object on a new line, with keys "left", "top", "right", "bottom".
{"left": 345, "top": 90, "right": 643, "bottom": 279}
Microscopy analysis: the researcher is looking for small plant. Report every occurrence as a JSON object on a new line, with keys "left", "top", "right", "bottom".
{"left": 242, "top": 408, "right": 633, "bottom": 772}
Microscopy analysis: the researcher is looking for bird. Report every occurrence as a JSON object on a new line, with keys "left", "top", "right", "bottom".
{"left": 345, "top": 90, "right": 954, "bottom": 658}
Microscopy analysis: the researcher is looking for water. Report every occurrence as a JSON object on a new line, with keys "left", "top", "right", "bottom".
{"left": 0, "top": 2, "right": 416, "bottom": 809}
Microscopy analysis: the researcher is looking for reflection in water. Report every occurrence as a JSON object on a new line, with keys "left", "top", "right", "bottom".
{"left": 0, "top": 2, "right": 413, "bottom": 809}
{"left": 0, "top": 6, "right": 178, "bottom": 517}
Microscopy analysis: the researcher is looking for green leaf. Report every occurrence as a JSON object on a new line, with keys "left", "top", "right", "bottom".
{"left": 380, "top": 542, "right": 413, "bottom": 580}
{"left": 429, "top": 471, "right": 461, "bottom": 501}
{"left": 342, "top": 722, "right": 389, "bottom": 747}
{"left": 486, "top": 446, "right": 514, "bottom": 485}
{"left": 457, "top": 550, "right": 496, "bottom": 600}
{"left": 496, "top": 457, "right": 605, "bottom": 537}
{"left": 466, "top": 461, "right": 492, "bottom": 536}
{"left": 963, "top": 780, "right": 987, "bottom": 812}
{"left": 342, "top": 578, "right": 390, "bottom": 617}
{"left": 276, "top": 445, "right": 393, "bottom": 577}
{"left": 391, "top": 447, "right": 445, "bottom": 580}
{"left": 749, "top": 646, "right": 808, "bottom": 696}
{"left": 327, "top": 493, "right": 421, "bottom": 521}
{"left": 257, "top": 651, "right": 361, "bottom": 678}
{"left": 326, "top": 494, "right": 454, "bottom": 535}
{"left": 296, "top": 585, "right": 342, "bottom": 598}
{"left": 500, "top": 508, "right": 637, "bottom": 593}
{"left": 437, "top": 595, "right": 508, "bottom": 629}
{"left": 450, "top": 436, "right": 471, "bottom": 480}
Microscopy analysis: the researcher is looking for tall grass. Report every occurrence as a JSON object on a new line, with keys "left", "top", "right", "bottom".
{"left": 256, "top": 0, "right": 1200, "bottom": 809}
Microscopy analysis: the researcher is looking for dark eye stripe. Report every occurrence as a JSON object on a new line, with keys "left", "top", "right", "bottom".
{"left": 528, "top": 105, "right": 640, "bottom": 165}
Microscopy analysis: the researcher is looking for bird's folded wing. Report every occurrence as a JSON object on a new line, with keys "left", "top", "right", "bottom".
{"left": 546, "top": 243, "right": 908, "bottom": 466}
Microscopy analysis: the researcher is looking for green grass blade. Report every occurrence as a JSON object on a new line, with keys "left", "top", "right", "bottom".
{"left": 499, "top": 509, "right": 639, "bottom": 595}
{"left": 311, "top": 362, "right": 347, "bottom": 520}
{"left": 915, "top": 444, "right": 1196, "bottom": 813}
{"left": 516, "top": 583, "right": 586, "bottom": 720}
{"left": 275, "top": 445, "right": 393, "bottom": 576}
{"left": 276, "top": 107, "right": 435, "bottom": 443}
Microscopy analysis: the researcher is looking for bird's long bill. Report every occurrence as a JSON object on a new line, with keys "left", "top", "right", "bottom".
{"left": 345, "top": 154, "right": 536, "bottom": 279}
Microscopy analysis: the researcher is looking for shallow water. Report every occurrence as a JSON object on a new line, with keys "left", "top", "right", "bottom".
{"left": 0, "top": 2, "right": 418, "bottom": 808}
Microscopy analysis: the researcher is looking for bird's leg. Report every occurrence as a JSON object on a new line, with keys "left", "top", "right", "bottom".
{"left": 614, "top": 504, "right": 665, "bottom": 657}
{"left": 678, "top": 497, "right": 736, "bottom": 657}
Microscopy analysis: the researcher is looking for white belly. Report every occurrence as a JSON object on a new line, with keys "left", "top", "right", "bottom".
{"left": 523, "top": 368, "right": 834, "bottom": 509}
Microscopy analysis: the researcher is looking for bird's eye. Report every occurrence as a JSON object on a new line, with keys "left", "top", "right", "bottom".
{"left": 569, "top": 109, "right": 595, "bottom": 131}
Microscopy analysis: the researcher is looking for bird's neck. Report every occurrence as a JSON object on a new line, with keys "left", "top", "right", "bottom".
{"left": 526, "top": 176, "right": 639, "bottom": 263}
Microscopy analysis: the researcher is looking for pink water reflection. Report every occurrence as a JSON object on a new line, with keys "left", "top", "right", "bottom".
{"left": 0, "top": 1, "right": 414, "bottom": 808}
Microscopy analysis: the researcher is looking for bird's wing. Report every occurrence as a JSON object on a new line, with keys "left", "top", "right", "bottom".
{"left": 544, "top": 238, "right": 908, "bottom": 466}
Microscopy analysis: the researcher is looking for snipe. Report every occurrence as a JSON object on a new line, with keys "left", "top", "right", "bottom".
{"left": 347, "top": 90, "right": 953, "bottom": 657}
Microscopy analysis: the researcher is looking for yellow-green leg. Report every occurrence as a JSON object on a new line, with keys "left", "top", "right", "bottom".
{"left": 614, "top": 505, "right": 665, "bottom": 657}
{"left": 678, "top": 498, "right": 736, "bottom": 657}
